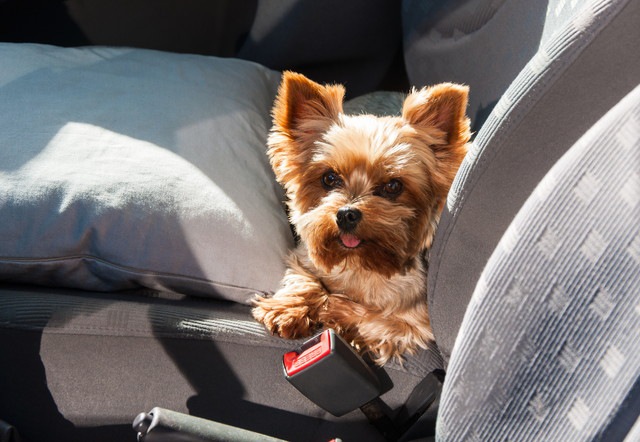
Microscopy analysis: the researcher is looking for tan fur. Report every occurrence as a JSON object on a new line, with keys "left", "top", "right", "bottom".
{"left": 253, "top": 72, "right": 470, "bottom": 365}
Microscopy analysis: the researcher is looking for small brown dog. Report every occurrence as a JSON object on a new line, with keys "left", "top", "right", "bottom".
{"left": 253, "top": 72, "right": 470, "bottom": 365}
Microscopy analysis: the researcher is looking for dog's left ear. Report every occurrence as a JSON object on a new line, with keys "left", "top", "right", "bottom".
{"left": 402, "top": 83, "right": 471, "bottom": 148}
{"left": 402, "top": 84, "right": 470, "bottom": 244}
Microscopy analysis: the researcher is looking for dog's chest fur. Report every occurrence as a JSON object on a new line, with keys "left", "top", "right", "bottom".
{"left": 296, "top": 245, "right": 427, "bottom": 313}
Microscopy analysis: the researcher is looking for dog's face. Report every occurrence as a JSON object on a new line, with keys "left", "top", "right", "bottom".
{"left": 269, "top": 72, "right": 470, "bottom": 277}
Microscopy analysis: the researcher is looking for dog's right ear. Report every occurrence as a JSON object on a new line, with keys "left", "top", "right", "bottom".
{"left": 272, "top": 71, "right": 345, "bottom": 143}
{"left": 269, "top": 72, "right": 345, "bottom": 187}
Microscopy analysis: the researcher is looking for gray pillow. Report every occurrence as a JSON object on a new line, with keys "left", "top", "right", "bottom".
{"left": 0, "top": 43, "right": 294, "bottom": 304}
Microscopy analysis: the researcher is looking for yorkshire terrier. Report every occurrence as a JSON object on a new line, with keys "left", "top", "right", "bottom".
{"left": 253, "top": 72, "right": 470, "bottom": 365}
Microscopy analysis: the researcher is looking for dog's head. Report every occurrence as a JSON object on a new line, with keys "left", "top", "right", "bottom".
{"left": 269, "top": 72, "right": 470, "bottom": 277}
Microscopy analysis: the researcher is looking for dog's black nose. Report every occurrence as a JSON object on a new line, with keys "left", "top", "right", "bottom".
{"left": 336, "top": 207, "right": 362, "bottom": 231}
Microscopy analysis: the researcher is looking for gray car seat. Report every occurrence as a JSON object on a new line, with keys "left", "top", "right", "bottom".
{"left": 401, "top": 0, "right": 640, "bottom": 439}
{"left": 404, "top": 0, "right": 640, "bottom": 365}
{"left": 438, "top": 80, "right": 640, "bottom": 442}
{"left": 0, "top": 0, "right": 638, "bottom": 441}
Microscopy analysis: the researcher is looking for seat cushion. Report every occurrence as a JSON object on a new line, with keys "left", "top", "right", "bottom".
{"left": 0, "top": 43, "right": 294, "bottom": 304}
{"left": 0, "top": 284, "right": 444, "bottom": 441}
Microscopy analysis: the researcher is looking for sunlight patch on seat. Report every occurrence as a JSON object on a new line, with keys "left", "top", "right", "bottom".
{"left": 178, "top": 317, "right": 266, "bottom": 337}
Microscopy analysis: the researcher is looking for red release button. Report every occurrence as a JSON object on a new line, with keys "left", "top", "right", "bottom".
{"left": 283, "top": 330, "right": 332, "bottom": 376}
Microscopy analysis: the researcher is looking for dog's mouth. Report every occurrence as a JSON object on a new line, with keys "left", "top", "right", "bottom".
{"left": 339, "top": 233, "right": 362, "bottom": 249}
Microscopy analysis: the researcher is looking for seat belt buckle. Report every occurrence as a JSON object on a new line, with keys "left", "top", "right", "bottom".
{"left": 282, "top": 329, "right": 383, "bottom": 417}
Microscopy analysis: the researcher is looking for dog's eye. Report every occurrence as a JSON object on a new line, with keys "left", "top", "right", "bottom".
{"left": 379, "top": 179, "right": 403, "bottom": 198}
{"left": 321, "top": 171, "right": 342, "bottom": 189}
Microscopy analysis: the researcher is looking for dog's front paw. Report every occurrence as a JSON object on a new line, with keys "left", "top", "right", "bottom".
{"left": 361, "top": 322, "right": 434, "bottom": 366}
{"left": 365, "top": 339, "right": 401, "bottom": 366}
{"left": 252, "top": 295, "right": 318, "bottom": 339}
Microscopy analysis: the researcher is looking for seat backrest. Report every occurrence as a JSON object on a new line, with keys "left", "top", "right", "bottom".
{"left": 437, "top": 81, "right": 640, "bottom": 442}
{"left": 403, "top": 0, "right": 640, "bottom": 363}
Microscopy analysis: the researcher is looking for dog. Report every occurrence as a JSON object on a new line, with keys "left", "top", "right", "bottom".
{"left": 253, "top": 72, "right": 470, "bottom": 365}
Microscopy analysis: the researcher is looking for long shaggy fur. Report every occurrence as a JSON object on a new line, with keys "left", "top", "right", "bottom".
{"left": 253, "top": 72, "right": 470, "bottom": 365}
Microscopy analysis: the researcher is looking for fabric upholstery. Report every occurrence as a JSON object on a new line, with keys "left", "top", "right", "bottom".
{"left": 0, "top": 43, "right": 294, "bottom": 304}
{"left": 438, "top": 83, "right": 640, "bottom": 441}
{"left": 426, "top": 0, "right": 640, "bottom": 362}
{"left": 403, "top": 0, "right": 547, "bottom": 130}
{"left": 236, "top": 0, "right": 404, "bottom": 98}
{"left": 403, "top": 0, "right": 616, "bottom": 130}
{"left": 0, "top": 284, "right": 443, "bottom": 441}
{"left": 1, "top": 1, "right": 404, "bottom": 98}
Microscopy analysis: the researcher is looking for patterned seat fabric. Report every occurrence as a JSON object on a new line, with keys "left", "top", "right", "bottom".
{"left": 420, "top": 0, "right": 640, "bottom": 364}
{"left": 403, "top": 0, "right": 640, "bottom": 439}
{"left": 438, "top": 82, "right": 640, "bottom": 442}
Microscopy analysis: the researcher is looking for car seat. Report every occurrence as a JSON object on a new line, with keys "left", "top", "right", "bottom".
{"left": 0, "top": 0, "right": 638, "bottom": 441}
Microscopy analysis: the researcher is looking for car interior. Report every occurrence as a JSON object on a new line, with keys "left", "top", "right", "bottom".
{"left": 1, "top": 0, "right": 639, "bottom": 441}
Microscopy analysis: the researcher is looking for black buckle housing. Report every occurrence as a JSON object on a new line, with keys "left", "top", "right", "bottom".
{"left": 282, "top": 329, "right": 442, "bottom": 441}
{"left": 283, "top": 329, "right": 383, "bottom": 417}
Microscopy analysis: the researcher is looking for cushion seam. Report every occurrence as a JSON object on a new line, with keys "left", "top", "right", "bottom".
{"left": 0, "top": 254, "right": 270, "bottom": 294}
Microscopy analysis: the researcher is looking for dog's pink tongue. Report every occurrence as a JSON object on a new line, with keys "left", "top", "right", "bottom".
{"left": 340, "top": 234, "right": 361, "bottom": 248}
